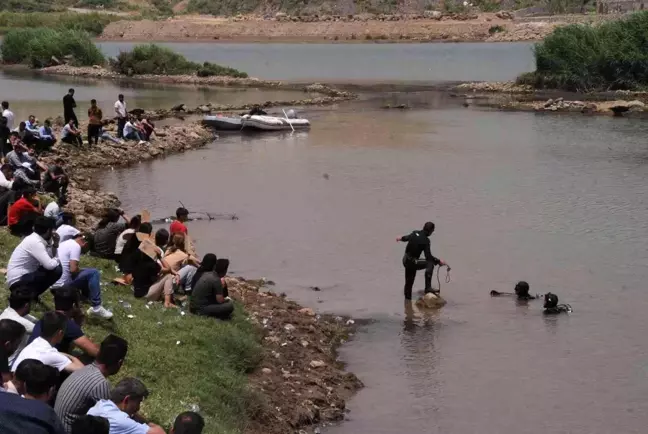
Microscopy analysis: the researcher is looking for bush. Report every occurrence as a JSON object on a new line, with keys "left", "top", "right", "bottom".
{"left": 0, "top": 11, "right": 119, "bottom": 35}
{"left": 1, "top": 28, "right": 105, "bottom": 67}
{"left": 111, "top": 44, "right": 248, "bottom": 77}
{"left": 520, "top": 11, "right": 648, "bottom": 92}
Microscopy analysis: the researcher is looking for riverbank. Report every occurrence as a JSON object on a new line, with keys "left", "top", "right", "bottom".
{"left": 0, "top": 230, "right": 361, "bottom": 434}
{"left": 455, "top": 81, "right": 648, "bottom": 116}
{"left": 98, "top": 12, "right": 608, "bottom": 43}
{"left": 4, "top": 94, "right": 363, "bottom": 432}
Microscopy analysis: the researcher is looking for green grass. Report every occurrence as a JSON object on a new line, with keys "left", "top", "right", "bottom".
{"left": 1, "top": 28, "right": 105, "bottom": 67}
{"left": 0, "top": 230, "right": 263, "bottom": 434}
{"left": 110, "top": 44, "right": 248, "bottom": 78}
{"left": 0, "top": 11, "right": 122, "bottom": 35}
{"left": 517, "top": 11, "right": 648, "bottom": 92}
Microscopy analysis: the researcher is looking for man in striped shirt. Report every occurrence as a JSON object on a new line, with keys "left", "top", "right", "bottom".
{"left": 54, "top": 334, "right": 128, "bottom": 433}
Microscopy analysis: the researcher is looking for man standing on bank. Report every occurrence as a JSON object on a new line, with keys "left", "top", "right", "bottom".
{"left": 397, "top": 221, "right": 446, "bottom": 300}
{"left": 63, "top": 89, "right": 78, "bottom": 128}
{"left": 114, "top": 94, "right": 127, "bottom": 139}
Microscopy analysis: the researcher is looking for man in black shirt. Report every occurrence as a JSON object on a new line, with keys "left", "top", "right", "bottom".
{"left": 397, "top": 221, "right": 446, "bottom": 300}
{"left": 62, "top": 89, "right": 78, "bottom": 128}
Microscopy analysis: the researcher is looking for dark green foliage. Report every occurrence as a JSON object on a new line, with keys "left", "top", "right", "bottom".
{"left": 519, "top": 12, "right": 648, "bottom": 92}
{"left": 0, "top": 11, "right": 119, "bottom": 35}
{"left": 1, "top": 28, "right": 105, "bottom": 67}
{"left": 488, "top": 24, "right": 505, "bottom": 34}
{"left": 111, "top": 44, "right": 248, "bottom": 77}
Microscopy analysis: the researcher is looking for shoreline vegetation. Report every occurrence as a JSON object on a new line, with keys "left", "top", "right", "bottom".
{"left": 516, "top": 11, "right": 648, "bottom": 92}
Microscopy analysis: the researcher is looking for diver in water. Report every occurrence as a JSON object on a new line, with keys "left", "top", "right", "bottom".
{"left": 397, "top": 221, "right": 446, "bottom": 300}
{"left": 490, "top": 281, "right": 536, "bottom": 300}
{"left": 543, "top": 292, "right": 572, "bottom": 314}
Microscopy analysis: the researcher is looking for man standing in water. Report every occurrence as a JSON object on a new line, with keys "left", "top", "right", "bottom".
{"left": 63, "top": 89, "right": 78, "bottom": 128}
{"left": 397, "top": 222, "right": 445, "bottom": 300}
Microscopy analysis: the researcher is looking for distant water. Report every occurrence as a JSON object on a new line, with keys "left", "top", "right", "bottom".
{"left": 96, "top": 41, "right": 536, "bottom": 82}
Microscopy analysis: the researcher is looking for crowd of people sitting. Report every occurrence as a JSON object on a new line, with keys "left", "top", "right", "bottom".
{"left": 0, "top": 203, "right": 232, "bottom": 432}
{"left": 0, "top": 91, "right": 229, "bottom": 433}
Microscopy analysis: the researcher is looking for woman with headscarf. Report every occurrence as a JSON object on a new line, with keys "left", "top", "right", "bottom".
{"left": 189, "top": 254, "right": 233, "bottom": 320}
{"left": 132, "top": 228, "right": 170, "bottom": 299}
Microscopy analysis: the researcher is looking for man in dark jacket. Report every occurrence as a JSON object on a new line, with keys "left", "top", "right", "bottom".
{"left": 397, "top": 221, "right": 446, "bottom": 300}
{"left": 63, "top": 89, "right": 78, "bottom": 128}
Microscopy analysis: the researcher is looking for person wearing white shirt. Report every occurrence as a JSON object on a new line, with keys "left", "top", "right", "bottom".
{"left": 123, "top": 118, "right": 145, "bottom": 145}
{"left": 114, "top": 94, "right": 127, "bottom": 139}
{"left": 54, "top": 235, "right": 113, "bottom": 319}
{"left": 6, "top": 217, "right": 62, "bottom": 298}
{"left": 12, "top": 311, "right": 83, "bottom": 373}
{"left": 44, "top": 201, "right": 60, "bottom": 219}
{"left": 2, "top": 101, "right": 15, "bottom": 131}
{"left": 0, "top": 288, "right": 38, "bottom": 365}
{"left": 56, "top": 213, "right": 80, "bottom": 242}
{"left": 0, "top": 163, "right": 14, "bottom": 192}
{"left": 87, "top": 378, "right": 165, "bottom": 434}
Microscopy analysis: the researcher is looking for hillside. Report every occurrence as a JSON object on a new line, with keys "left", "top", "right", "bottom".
{"left": 0, "top": 0, "right": 591, "bottom": 18}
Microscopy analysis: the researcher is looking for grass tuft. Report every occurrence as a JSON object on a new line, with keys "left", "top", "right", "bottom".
{"left": 0, "top": 229, "right": 263, "bottom": 434}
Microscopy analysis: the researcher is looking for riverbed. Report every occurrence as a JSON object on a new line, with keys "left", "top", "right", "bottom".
{"left": 10, "top": 41, "right": 648, "bottom": 434}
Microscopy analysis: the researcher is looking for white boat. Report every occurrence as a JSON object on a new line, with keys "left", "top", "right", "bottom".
{"left": 202, "top": 115, "right": 242, "bottom": 131}
{"left": 241, "top": 114, "right": 310, "bottom": 131}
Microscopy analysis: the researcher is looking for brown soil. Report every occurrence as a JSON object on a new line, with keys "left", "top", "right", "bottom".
{"left": 228, "top": 278, "right": 362, "bottom": 433}
{"left": 101, "top": 13, "right": 514, "bottom": 42}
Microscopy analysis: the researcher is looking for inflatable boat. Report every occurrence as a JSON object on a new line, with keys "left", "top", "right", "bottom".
{"left": 202, "top": 115, "right": 242, "bottom": 131}
{"left": 241, "top": 115, "right": 310, "bottom": 131}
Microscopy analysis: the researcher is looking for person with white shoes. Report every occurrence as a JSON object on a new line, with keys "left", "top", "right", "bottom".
{"left": 54, "top": 233, "right": 113, "bottom": 320}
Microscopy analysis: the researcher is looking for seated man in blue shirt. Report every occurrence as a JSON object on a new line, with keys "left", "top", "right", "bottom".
{"left": 29, "top": 286, "right": 100, "bottom": 359}
{"left": 87, "top": 377, "right": 165, "bottom": 434}
{"left": 36, "top": 119, "right": 56, "bottom": 152}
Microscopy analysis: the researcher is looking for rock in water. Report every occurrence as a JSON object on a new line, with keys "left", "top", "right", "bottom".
{"left": 415, "top": 292, "right": 447, "bottom": 309}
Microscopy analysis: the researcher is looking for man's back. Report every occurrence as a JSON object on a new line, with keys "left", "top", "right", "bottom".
{"left": 403, "top": 230, "right": 429, "bottom": 259}
{"left": 55, "top": 363, "right": 110, "bottom": 433}
{"left": 0, "top": 390, "right": 65, "bottom": 434}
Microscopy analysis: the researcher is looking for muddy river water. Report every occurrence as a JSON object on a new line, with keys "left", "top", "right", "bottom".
{"left": 16, "top": 41, "right": 643, "bottom": 433}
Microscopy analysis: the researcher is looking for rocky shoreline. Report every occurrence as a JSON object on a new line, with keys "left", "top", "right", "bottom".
{"left": 27, "top": 110, "right": 361, "bottom": 433}
{"left": 455, "top": 81, "right": 648, "bottom": 116}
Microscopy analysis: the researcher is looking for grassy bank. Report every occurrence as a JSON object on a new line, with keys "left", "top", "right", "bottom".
{"left": 111, "top": 44, "right": 248, "bottom": 77}
{"left": 517, "top": 11, "right": 648, "bottom": 92}
{"left": 0, "top": 230, "right": 263, "bottom": 434}
{"left": 1, "top": 28, "right": 105, "bottom": 67}
{"left": 0, "top": 11, "right": 122, "bottom": 35}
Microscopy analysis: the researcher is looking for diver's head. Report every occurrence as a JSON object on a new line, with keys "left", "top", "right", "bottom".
{"left": 514, "top": 281, "right": 530, "bottom": 299}
{"left": 422, "top": 221, "right": 435, "bottom": 236}
{"left": 544, "top": 292, "right": 559, "bottom": 309}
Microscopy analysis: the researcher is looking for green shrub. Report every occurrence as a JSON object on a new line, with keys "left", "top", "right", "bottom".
{"left": 196, "top": 62, "right": 248, "bottom": 78}
{"left": 1, "top": 28, "right": 105, "bottom": 67}
{"left": 0, "top": 11, "right": 119, "bottom": 35}
{"left": 186, "top": 0, "right": 259, "bottom": 15}
{"left": 111, "top": 44, "right": 248, "bottom": 77}
{"left": 520, "top": 11, "right": 648, "bottom": 92}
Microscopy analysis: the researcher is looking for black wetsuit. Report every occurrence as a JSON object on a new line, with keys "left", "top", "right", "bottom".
{"left": 400, "top": 230, "right": 440, "bottom": 300}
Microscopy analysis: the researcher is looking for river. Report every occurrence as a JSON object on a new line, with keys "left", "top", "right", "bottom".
{"left": 17, "top": 41, "right": 647, "bottom": 434}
